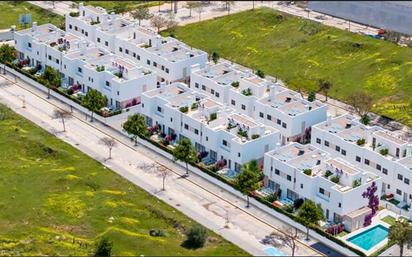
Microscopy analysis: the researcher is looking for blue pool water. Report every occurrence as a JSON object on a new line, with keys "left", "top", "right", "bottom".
{"left": 263, "top": 247, "right": 286, "bottom": 256}
{"left": 347, "top": 224, "right": 389, "bottom": 251}
{"left": 222, "top": 169, "right": 238, "bottom": 179}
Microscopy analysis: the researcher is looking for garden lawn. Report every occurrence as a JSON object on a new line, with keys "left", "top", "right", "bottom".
{"left": 0, "top": 104, "right": 247, "bottom": 256}
{"left": 171, "top": 8, "right": 412, "bottom": 126}
{"left": 0, "top": 1, "right": 64, "bottom": 30}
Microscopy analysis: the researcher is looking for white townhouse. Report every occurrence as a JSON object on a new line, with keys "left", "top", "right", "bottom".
{"left": 65, "top": 3, "right": 208, "bottom": 84}
{"left": 311, "top": 114, "right": 412, "bottom": 215}
{"left": 141, "top": 83, "right": 281, "bottom": 172}
{"left": 14, "top": 23, "right": 157, "bottom": 110}
{"left": 263, "top": 142, "right": 381, "bottom": 230}
{"left": 190, "top": 62, "right": 327, "bottom": 144}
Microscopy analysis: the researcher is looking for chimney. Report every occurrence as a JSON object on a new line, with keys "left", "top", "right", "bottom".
{"left": 80, "top": 40, "right": 87, "bottom": 55}
{"left": 32, "top": 22, "right": 38, "bottom": 32}
{"left": 269, "top": 84, "right": 277, "bottom": 99}
{"left": 155, "top": 35, "right": 161, "bottom": 50}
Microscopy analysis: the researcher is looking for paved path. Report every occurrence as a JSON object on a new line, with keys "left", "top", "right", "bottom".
{"left": 0, "top": 72, "right": 336, "bottom": 256}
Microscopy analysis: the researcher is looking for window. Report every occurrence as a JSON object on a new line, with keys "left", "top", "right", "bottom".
{"left": 405, "top": 178, "right": 410, "bottom": 185}
{"left": 194, "top": 129, "right": 199, "bottom": 135}
{"left": 222, "top": 140, "right": 228, "bottom": 146}
{"left": 133, "top": 52, "right": 136, "bottom": 58}
{"left": 324, "top": 140, "right": 330, "bottom": 147}
{"left": 147, "top": 60, "right": 151, "bottom": 65}
{"left": 398, "top": 174, "right": 403, "bottom": 180}
{"left": 267, "top": 114, "right": 271, "bottom": 120}
{"left": 75, "top": 26, "right": 78, "bottom": 31}
{"left": 78, "top": 67, "right": 82, "bottom": 73}
{"left": 195, "top": 82, "right": 199, "bottom": 88}
{"left": 275, "top": 169, "right": 280, "bottom": 175}
{"left": 157, "top": 106, "right": 162, "bottom": 112}
{"left": 282, "top": 122, "right": 287, "bottom": 128}
{"left": 365, "top": 159, "right": 370, "bottom": 165}
{"left": 81, "top": 29, "right": 84, "bottom": 34}
{"left": 85, "top": 32, "right": 88, "bottom": 36}
{"left": 259, "top": 112, "right": 264, "bottom": 118}
{"left": 287, "top": 175, "right": 292, "bottom": 181}
{"left": 153, "top": 61, "right": 157, "bottom": 67}
{"left": 119, "top": 47, "right": 123, "bottom": 52}
{"left": 338, "top": 203, "right": 341, "bottom": 208}
{"left": 206, "top": 136, "right": 208, "bottom": 141}
{"left": 56, "top": 59, "right": 59, "bottom": 64}
{"left": 69, "top": 24, "right": 72, "bottom": 29}
{"left": 238, "top": 152, "right": 240, "bottom": 157}
{"left": 202, "top": 85, "right": 206, "bottom": 90}
{"left": 117, "top": 91, "right": 119, "bottom": 96}
{"left": 97, "top": 37, "right": 101, "bottom": 43}
{"left": 215, "top": 92, "right": 219, "bottom": 97}
{"left": 137, "top": 55, "right": 140, "bottom": 60}
{"left": 125, "top": 49, "right": 129, "bottom": 54}
{"left": 241, "top": 104, "right": 246, "bottom": 110}
{"left": 335, "top": 145, "right": 340, "bottom": 152}
{"left": 300, "top": 184, "right": 303, "bottom": 189}
{"left": 376, "top": 164, "right": 381, "bottom": 171}
{"left": 316, "top": 138, "right": 321, "bottom": 144}
{"left": 356, "top": 156, "right": 361, "bottom": 162}
{"left": 184, "top": 124, "right": 189, "bottom": 130}
{"left": 165, "top": 68, "right": 169, "bottom": 73}
{"left": 170, "top": 118, "right": 172, "bottom": 122}
{"left": 341, "top": 149, "right": 346, "bottom": 156}
{"left": 48, "top": 55, "right": 52, "bottom": 60}
{"left": 319, "top": 188, "right": 325, "bottom": 195}
{"left": 211, "top": 89, "right": 215, "bottom": 94}
{"left": 231, "top": 100, "right": 236, "bottom": 105}
{"left": 382, "top": 168, "right": 388, "bottom": 175}
{"left": 277, "top": 119, "right": 281, "bottom": 125}
{"left": 105, "top": 41, "right": 108, "bottom": 46}
{"left": 396, "top": 189, "right": 402, "bottom": 195}
{"left": 105, "top": 81, "right": 110, "bottom": 87}
{"left": 161, "top": 65, "right": 165, "bottom": 71}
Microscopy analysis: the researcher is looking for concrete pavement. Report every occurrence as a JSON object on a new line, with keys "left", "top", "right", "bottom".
{"left": 0, "top": 72, "right": 333, "bottom": 256}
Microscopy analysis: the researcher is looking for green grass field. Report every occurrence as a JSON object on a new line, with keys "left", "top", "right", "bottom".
{"left": 77, "top": 1, "right": 164, "bottom": 13}
{"left": 171, "top": 8, "right": 412, "bottom": 126}
{"left": 0, "top": 1, "right": 64, "bottom": 30}
{"left": 0, "top": 104, "right": 247, "bottom": 256}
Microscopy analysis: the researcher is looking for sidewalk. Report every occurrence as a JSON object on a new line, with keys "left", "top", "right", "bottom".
{"left": 0, "top": 72, "right": 332, "bottom": 256}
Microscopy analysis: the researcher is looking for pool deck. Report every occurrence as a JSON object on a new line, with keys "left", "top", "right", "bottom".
{"left": 341, "top": 221, "right": 390, "bottom": 256}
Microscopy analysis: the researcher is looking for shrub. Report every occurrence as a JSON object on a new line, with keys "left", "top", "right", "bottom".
{"left": 179, "top": 106, "right": 188, "bottom": 113}
{"left": 256, "top": 69, "right": 265, "bottom": 78}
{"left": 94, "top": 237, "right": 112, "bottom": 257}
{"left": 251, "top": 134, "right": 260, "bottom": 139}
{"left": 184, "top": 225, "right": 207, "bottom": 249}
{"left": 360, "top": 114, "right": 370, "bottom": 125}
{"left": 191, "top": 102, "right": 198, "bottom": 110}
{"left": 324, "top": 170, "right": 333, "bottom": 178}
{"left": 284, "top": 204, "right": 294, "bottom": 213}
{"left": 237, "top": 130, "right": 248, "bottom": 138}
{"left": 293, "top": 198, "right": 304, "bottom": 210}
{"left": 149, "top": 228, "right": 166, "bottom": 237}
{"left": 307, "top": 91, "right": 316, "bottom": 102}
{"left": 69, "top": 12, "right": 79, "bottom": 17}
{"left": 264, "top": 193, "right": 278, "bottom": 203}
{"left": 380, "top": 148, "right": 389, "bottom": 156}
{"left": 303, "top": 169, "right": 312, "bottom": 176}
{"left": 241, "top": 88, "right": 252, "bottom": 96}
{"left": 330, "top": 176, "right": 340, "bottom": 184}
{"left": 356, "top": 138, "right": 366, "bottom": 146}
{"left": 209, "top": 112, "right": 217, "bottom": 121}
{"left": 231, "top": 81, "right": 240, "bottom": 88}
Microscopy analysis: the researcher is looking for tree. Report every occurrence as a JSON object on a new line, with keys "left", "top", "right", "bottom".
{"left": 211, "top": 52, "right": 220, "bottom": 64}
{"left": 53, "top": 109, "right": 71, "bottom": 132}
{"left": 150, "top": 15, "right": 168, "bottom": 33}
{"left": 184, "top": 225, "right": 207, "bottom": 248}
{"left": 172, "top": 138, "right": 197, "bottom": 177}
{"left": 307, "top": 91, "right": 316, "bottom": 102}
{"left": 94, "top": 237, "right": 113, "bottom": 257}
{"left": 131, "top": 5, "right": 152, "bottom": 26}
{"left": 123, "top": 114, "right": 147, "bottom": 145}
{"left": 82, "top": 89, "right": 107, "bottom": 122}
{"left": 166, "top": 12, "right": 178, "bottom": 33}
{"left": 0, "top": 44, "right": 16, "bottom": 64}
{"left": 262, "top": 227, "right": 299, "bottom": 257}
{"left": 39, "top": 66, "right": 60, "bottom": 99}
{"left": 186, "top": 1, "right": 201, "bottom": 17}
{"left": 99, "top": 137, "right": 117, "bottom": 160}
{"left": 235, "top": 160, "right": 261, "bottom": 208}
{"left": 388, "top": 220, "right": 412, "bottom": 257}
{"left": 256, "top": 69, "right": 265, "bottom": 78}
{"left": 222, "top": 1, "right": 235, "bottom": 14}
{"left": 318, "top": 79, "right": 332, "bottom": 101}
{"left": 195, "top": 3, "right": 204, "bottom": 21}
{"left": 112, "top": 2, "right": 128, "bottom": 14}
{"left": 346, "top": 90, "right": 373, "bottom": 124}
{"left": 297, "top": 200, "right": 324, "bottom": 240}
{"left": 157, "top": 165, "right": 171, "bottom": 191}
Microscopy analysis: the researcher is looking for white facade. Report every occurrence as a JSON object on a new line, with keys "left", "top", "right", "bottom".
{"left": 190, "top": 62, "right": 327, "bottom": 143}
{"left": 14, "top": 23, "right": 157, "bottom": 109}
{"left": 311, "top": 114, "right": 412, "bottom": 208}
{"left": 65, "top": 3, "right": 208, "bottom": 84}
{"left": 264, "top": 142, "right": 381, "bottom": 223}
{"left": 141, "top": 83, "right": 281, "bottom": 171}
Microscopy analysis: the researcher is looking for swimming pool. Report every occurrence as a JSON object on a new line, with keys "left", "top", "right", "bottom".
{"left": 347, "top": 224, "right": 388, "bottom": 251}
{"left": 222, "top": 169, "right": 238, "bottom": 179}
{"left": 263, "top": 247, "right": 286, "bottom": 256}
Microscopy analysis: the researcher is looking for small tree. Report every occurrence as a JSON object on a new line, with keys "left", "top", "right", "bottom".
{"left": 123, "top": 114, "right": 147, "bottom": 145}
{"left": 82, "top": 89, "right": 107, "bottom": 122}
{"left": 235, "top": 160, "right": 261, "bottom": 208}
{"left": 195, "top": 3, "right": 204, "bottom": 21}
{"left": 346, "top": 90, "right": 373, "bottom": 124}
{"left": 131, "top": 5, "right": 152, "bottom": 25}
{"left": 318, "top": 79, "right": 332, "bottom": 101}
{"left": 157, "top": 165, "right": 171, "bottom": 191}
{"left": 150, "top": 15, "right": 168, "bottom": 33}
{"left": 0, "top": 44, "right": 16, "bottom": 64}
{"left": 307, "top": 91, "right": 316, "bottom": 102}
{"left": 53, "top": 109, "right": 71, "bottom": 132}
{"left": 211, "top": 52, "right": 220, "bottom": 64}
{"left": 223, "top": 1, "right": 235, "bottom": 14}
{"left": 184, "top": 225, "right": 207, "bottom": 248}
{"left": 166, "top": 12, "right": 178, "bottom": 33}
{"left": 297, "top": 200, "right": 324, "bottom": 240}
{"left": 99, "top": 137, "right": 117, "bottom": 160}
{"left": 186, "top": 1, "right": 201, "bottom": 17}
{"left": 173, "top": 138, "right": 197, "bottom": 176}
{"left": 94, "top": 237, "right": 113, "bottom": 257}
{"left": 256, "top": 69, "right": 265, "bottom": 78}
{"left": 39, "top": 66, "right": 61, "bottom": 99}
{"left": 388, "top": 220, "right": 412, "bottom": 257}
{"left": 262, "top": 228, "right": 299, "bottom": 257}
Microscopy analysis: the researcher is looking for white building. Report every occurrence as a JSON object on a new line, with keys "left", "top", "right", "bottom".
{"left": 141, "top": 83, "right": 281, "bottom": 171}
{"left": 190, "top": 62, "right": 327, "bottom": 143}
{"left": 65, "top": 3, "right": 208, "bottom": 84}
{"left": 14, "top": 23, "right": 157, "bottom": 109}
{"left": 312, "top": 114, "right": 412, "bottom": 213}
{"left": 263, "top": 142, "right": 381, "bottom": 229}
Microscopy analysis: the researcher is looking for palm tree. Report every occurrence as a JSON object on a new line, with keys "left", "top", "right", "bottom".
{"left": 388, "top": 220, "right": 412, "bottom": 257}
